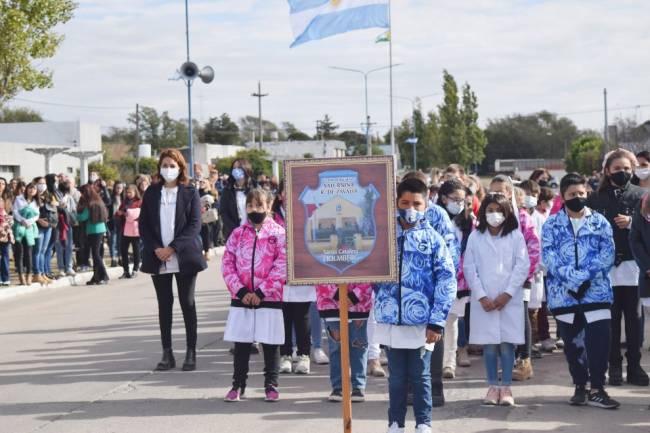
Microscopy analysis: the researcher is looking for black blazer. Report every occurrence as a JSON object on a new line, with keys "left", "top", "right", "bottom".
{"left": 219, "top": 179, "right": 257, "bottom": 242}
{"left": 139, "top": 183, "right": 207, "bottom": 276}
{"left": 630, "top": 202, "right": 650, "bottom": 299}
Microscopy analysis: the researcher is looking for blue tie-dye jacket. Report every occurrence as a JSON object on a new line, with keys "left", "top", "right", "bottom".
{"left": 426, "top": 204, "right": 461, "bottom": 270}
{"left": 541, "top": 208, "right": 615, "bottom": 315}
{"left": 373, "top": 218, "right": 457, "bottom": 331}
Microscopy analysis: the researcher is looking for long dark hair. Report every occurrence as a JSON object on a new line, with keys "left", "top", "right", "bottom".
{"left": 271, "top": 179, "right": 285, "bottom": 216}
{"left": 477, "top": 193, "right": 519, "bottom": 236}
{"left": 227, "top": 158, "right": 255, "bottom": 189}
{"left": 437, "top": 179, "right": 474, "bottom": 254}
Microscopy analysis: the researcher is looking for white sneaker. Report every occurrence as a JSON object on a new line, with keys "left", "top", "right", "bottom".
{"left": 540, "top": 338, "right": 557, "bottom": 352}
{"left": 294, "top": 355, "right": 310, "bottom": 374}
{"left": 386, "top": 422, "right": 404, "bottom": 433}
{"left": 279, "top": 355, "right": 293, "bottom": 374}
{"left": 312, "top": 348, "right": 329, "bottom": 365}
{"left": 414, "top": 424, "right": 432, "bottom": 433}
{"left": 442, "top": 366, "right": 455, "bottom": 379}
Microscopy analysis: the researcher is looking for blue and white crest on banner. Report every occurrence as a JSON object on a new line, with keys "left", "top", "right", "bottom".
{"left": 299, "top": 169, "right": 380, "bottom": 273}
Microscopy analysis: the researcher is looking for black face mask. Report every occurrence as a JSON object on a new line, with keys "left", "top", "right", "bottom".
{"left": 565, "top": 197, "right": 587, "bottom": 213}
{"left": 247, "top": 211, "right": 266, "bottom": 225}
{"left": 610, "top": 171, "right": 631, "bottom": 187}
{"left": 538, "top": 180, "right": 548, "bottom": 187}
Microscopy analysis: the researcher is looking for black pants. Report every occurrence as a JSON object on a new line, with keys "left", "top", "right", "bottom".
{"left": 120, "top": 236, "right": 140, "bottom": 274}
{"left": 517, "top": 300, "right": 532, "bottom": 360}
{"left": 233, "top": 342, "right": 280, "bottom": 390}
{"left": 557, "top": 314, "right": 610, "bottom": 389}
{"left": 13, "top": 238, "right": 32, "bottom": 275}
{"left": 152, "top": 273, "right": 198, "bottom": 350}
{"left": 200, "top": 224, "right": 212, "bottom": 253}
{"left": 537, "top": 302, "right": 551, "bottom": 341}
{"left": 212, "top": 220, "right": 223, "bottom": 246}
{"left": 88, "top": 234, "right": 108, "bottom": 282}
{"left": 610, "top": 285, "right": 642, "bottom": 367}
{"left": 281, "top": 302, "right": 312, "bottom": 356}
{"left": 430, "top": 335, "right": 444, "bottom": 386}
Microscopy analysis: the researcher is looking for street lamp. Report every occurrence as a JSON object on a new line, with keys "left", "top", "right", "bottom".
{"left": 172, "top": 0, "right": 215, "bottom": 178}
{"left": 329, "top": 64, "right": 403, "bottom": 156}
{"left": 394, "top": 94, "right": 440, "bottom": 170}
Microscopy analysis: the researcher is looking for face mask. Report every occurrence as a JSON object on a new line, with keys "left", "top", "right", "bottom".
{"left": 565, "top": 197, "right": 587, "bottom": 213}
{"left": 398, "top": 208, "right": 426, "bottom": 225}
{"left": 160, "top": 167, "right": 180, "bottom": 183}
{"left": 486, "top": 212, "right": 505, "bottom": 228}
{"left": 610, "top": 170, "right": 631, "bottom": 187}
{"left": 232, "top": 168, "right": 245, "bottom": 181}
{"left": 524, "top": 195, "right": 538, "bottom": 209}
{"left": 538, "top": 179, "right": 548, "bottom": 187}
{"left": 636, "top": 168, "right": 650, "bottom": 181}
{"left": 446, "top": 201, "right": 464, "bottom": 216}
{"left": 37, "top": 184, "right": 47, "bottom": 193}
{"left": 247, "top": 211, "right": 266, "bottom": 225}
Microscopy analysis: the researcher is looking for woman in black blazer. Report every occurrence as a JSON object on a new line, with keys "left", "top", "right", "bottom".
{"left": 139, "top": 149, "right": 207, "bottom": 372}
{"left": 219, "top": 158, "right": 257, "bottom": 243}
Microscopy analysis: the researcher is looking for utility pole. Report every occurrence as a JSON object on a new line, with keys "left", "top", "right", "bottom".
{"left": 603, "top": 88, "right": 609, "bottom": 152}
{"left": 361, "top": 116, "right": 377, "bottom": 156}
{"left": 135, "top": 103, "right": 140, "bottom": 175}
{"left": 252, "top": 81, "right": 269, "bottom": 150}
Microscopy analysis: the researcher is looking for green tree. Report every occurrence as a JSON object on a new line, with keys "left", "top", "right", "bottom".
{"left": 316, "top": 114, "right": 338, "bottom": 139}
{"left": 213, "top": 149, "right": 272, "bottom": 178}
{"left": 204, "top": 113, "right": 240, "bottom": 145}
{"left": 565, "top": 135, "right": 604, "bottom": 175}
{"left": 0, "top": 0, "right": 76, "bottom": 105}
{"left": 239, "top": 115, "right": 282, "bottom": 143}
{"left": 282, "top": 122, "right": 311, "bottom": 141}
{"left": 128, "top": 106, "right": 161, "bottom": 150}
{"left": 303, "top": 152, "right": 314, "bottom": 159}
{"left": 438, "top": 70, "right": 468, "bottom": 165}
{"left": 0, "top": 106, "right": 43, "bottom": 122}
{"left": 461, "top": 83, "right": 487, "bottom": 171}
{"left": 88, "top": 161, "right": 119, "bottom": 183}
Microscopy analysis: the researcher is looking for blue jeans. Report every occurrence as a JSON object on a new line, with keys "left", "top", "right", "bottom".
{"left": 33, "top": 227, "right": 52, "bottom": 275}
{"left": 386, "top": 347, "right": 432, "bottom": 428}
{"left": 44, "top": 227, "right": 57, "bottom": 275}
{"left": 457, "top": 317, "right": 468, "bottom": 348}
{"left": 310, "top": 302, "right": 323, "bottom": 349}
{"left": 0, "top": 242, "right": 10, "bottom": 283}
{"left": 110, "top": 221, "right": 121, "bottom": 259}
{"left": 56, "top": 227, "right": 74, "bottom": 273}
{"left": 326, "top": 320, "right": 368, "bottom": 391}
{"left": 483, "top": 343, "right": 516, "bottom": 386}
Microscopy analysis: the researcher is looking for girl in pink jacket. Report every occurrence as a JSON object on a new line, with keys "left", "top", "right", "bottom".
{"left": 222, "top": 188, "right": 287, "bottom": 403}
{"left": 315, "top": 283, "right": 373, "bottom": 402}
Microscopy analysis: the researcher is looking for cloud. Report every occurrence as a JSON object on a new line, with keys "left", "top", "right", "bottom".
{"left": 10, "top": 0, "right": 650, "bottom": 137}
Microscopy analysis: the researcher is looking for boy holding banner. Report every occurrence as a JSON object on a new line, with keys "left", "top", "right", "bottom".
{"left": 374, "top": 177, "right": 457, "bottom": 433}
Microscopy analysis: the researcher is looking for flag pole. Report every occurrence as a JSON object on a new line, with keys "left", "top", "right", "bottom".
{"left": 388, "top": 0, "right": 396, "bottom": 168}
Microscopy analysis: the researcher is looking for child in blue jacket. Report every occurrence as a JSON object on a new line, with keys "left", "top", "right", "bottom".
{"left": 374, "top": 177, "right": 457, "bottom": 433}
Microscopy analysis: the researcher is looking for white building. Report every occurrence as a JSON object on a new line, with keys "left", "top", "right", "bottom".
{"left": 0, "top": 121, "right": 102, "bottom": 183}
{"left": 245, "top": 140, "right": 347, "bottom": 160}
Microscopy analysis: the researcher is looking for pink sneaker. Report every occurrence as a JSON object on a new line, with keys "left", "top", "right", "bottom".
{"left": 265, "top": 386, "right": 280, "bottom": 402}
{"left": 224, "top": 388, "right": 241, "bottom": 402}
{"left": 483, "top": 386, "right": 499, "bottom": 405}
{"left": 499, "top": 386, "right": 515, "bottom": 406}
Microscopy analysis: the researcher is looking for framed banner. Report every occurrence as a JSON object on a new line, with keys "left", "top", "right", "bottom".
{"left": 285, "top": 155, "right": 398, "bottom": 285}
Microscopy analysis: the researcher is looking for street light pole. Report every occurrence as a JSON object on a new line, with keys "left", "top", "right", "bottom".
{"left": 329, "top": 64, "right": 403, "bottom": 157}
{"left": 252, "top": 81, "right": 269, "bottom": 150}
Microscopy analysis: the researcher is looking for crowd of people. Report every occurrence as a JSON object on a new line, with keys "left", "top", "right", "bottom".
{"left": 2, "top": 147, "right": 650, "bottom": 433}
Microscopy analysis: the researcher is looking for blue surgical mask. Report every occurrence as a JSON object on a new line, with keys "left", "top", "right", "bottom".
{"left": 398, "top": 208, "right": 425, "bottom": 224}
{"left": 232, "top": 168, "right": 245, "bottom": 181}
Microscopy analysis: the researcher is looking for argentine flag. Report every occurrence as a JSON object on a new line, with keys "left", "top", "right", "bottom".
{"left": 288, "top": 0, "right": 389, "bottom": 48}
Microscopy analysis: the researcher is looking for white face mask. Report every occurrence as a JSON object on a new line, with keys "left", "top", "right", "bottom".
{"left": 486, "top": 212, "right": 505, "bottom": 228}
{"left": 636, "top": 167, "right": 650, "bottom": 181}
{"left": 524, "top": 195, "right": 538, "bottom": 209}
{"left": 37, "top": 184, "right": 47, "bottom": 193}
{"left": 160, "top": 167, "right": 180, "bottom": 183}
{"left": 446, "top": 201, "right": 464, "bottom": 216}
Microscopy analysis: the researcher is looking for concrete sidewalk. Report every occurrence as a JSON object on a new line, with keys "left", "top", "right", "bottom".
{"left": 0, "top": 256, "right": 648, "bottom": 433}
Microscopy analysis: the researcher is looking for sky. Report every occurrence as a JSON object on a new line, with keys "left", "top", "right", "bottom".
{"left": 8, "top": 0, "right": 650, "bottom": 138}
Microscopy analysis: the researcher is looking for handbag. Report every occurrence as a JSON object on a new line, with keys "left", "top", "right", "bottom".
{"left": 202, "top": 208, "right": 219, "bottom": 224}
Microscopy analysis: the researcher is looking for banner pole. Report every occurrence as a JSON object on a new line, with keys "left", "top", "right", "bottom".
{"left": 338, "top": 283, "right": 353, "bottom": 433}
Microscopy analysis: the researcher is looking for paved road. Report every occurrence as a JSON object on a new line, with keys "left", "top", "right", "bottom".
{"left": 1, "top": 256, "right": 649, "bottom": 433}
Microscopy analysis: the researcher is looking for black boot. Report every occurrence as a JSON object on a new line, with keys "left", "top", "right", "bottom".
{"left": 627, "top": 364, "right": 650, "bottom": 386}
{"left": 182, "top": 349, "right": 196, "bottom": 371}
{"left": 608, "top": 364, "right": 623, "bottom": 386}
{"left": 431, "top": 381, "right": 445, "bottom": 407}
{"left": 155, "top": 348, "right": 176, "bottom": 371}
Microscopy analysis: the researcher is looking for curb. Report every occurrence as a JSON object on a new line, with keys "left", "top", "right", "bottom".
{"left": 0, "top": 246, "right": 225, "bottom": 302}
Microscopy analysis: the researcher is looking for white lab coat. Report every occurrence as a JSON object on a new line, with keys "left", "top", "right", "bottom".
{"left": 463, "top": 228, "right": 530, "bottom": 345}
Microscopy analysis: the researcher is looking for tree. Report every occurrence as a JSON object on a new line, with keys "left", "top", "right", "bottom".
{"left": 316, "top": 114, "right": 338, "bottom": 139}
{"left": 128, "top": 106, "right": 161, "bottom": 149}
{"left": 213, "top": 149, "right": 272, "bottom": 178}
{"left": 282, "top": 122, "right": 311, "bottom": 141}
{"left": 204, "top": 113, "right": 240, "bottom": 145}
{"left": 239, "top": 115, "right": 282, "bottom": 143}
{"left": 565, "top": 135, "right": 604, "bottom": 175}
{"left": 88, "top": 161, "right": 119, "bottom": 183}
{"left": 0, "top": 106, "right": 43, "bottom": 122}
{"left": 303, "top": 152, "right": 314, "bottom": 159}
{"left": 0, "top": 1, "right": 76, "bottom": 105}
{"left": 461, "top": 83, "right": 487, "bottom": 171}
{"left": 438, "top": 70, "right": 468, "bottom": 166}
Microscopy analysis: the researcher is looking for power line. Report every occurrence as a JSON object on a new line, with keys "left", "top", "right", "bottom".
{"left": 11, "top": 97, "right": 133, "bottom": 110}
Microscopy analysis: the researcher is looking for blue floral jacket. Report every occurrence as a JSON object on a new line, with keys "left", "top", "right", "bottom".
{"left": 426, "top": 204, "right": 461, "bottom": 270}
{"left": 541, "top": 208, "right": 615, "bottom": 315}
{"left": 374, "top": 218, "right": 457, "bottom": 331}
